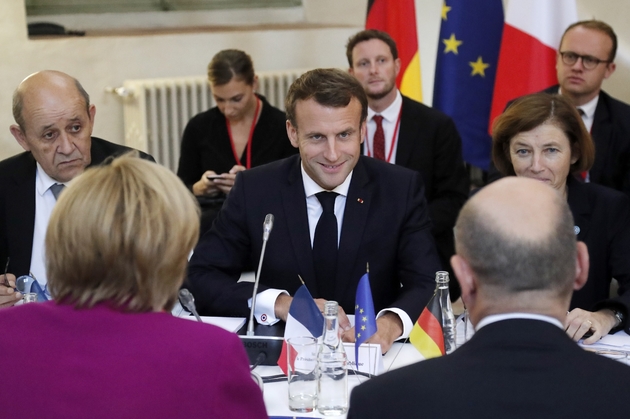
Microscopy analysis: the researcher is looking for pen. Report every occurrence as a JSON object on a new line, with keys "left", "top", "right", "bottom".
{"left": 1, "top": 257, "right": 11, "bottom": 288}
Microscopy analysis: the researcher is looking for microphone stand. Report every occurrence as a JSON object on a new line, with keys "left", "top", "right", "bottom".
{"left": 247, "top": 232, "right": 268, "bottom": 336}
{"left": 239, "top": 214, "right": 284, "bottom": 366}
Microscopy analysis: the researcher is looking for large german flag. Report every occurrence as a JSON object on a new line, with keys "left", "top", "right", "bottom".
{"left": 366, "top": 0, "right": 422, "bottom": 102}
{"left": 409, "top": 293, "right": 445, "bottom": 358}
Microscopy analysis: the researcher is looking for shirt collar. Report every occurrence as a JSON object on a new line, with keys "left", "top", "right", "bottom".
{"left": 35, "top": 163, "right": 64, "bottom": 197}
{"left": 558, "top": 87, "right": 599, "bottom": 119}
{"left": 300, "top": 163, "right": 352, "bottom": 198}
{"left": 577, "top": 94, "right": 599, "bottom": 119}
{"left": 476, "top": 312, "right": 563, "bottom": 330}
{"left": 367, "top": 89, "right": 403, "bottom": 123}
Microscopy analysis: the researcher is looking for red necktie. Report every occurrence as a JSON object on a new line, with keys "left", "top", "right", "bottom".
{"left": 372, "top": 115, "right": 386, "bottom": 161}
{"left": 577, "top": 108, "right": 588, "bottom": 181}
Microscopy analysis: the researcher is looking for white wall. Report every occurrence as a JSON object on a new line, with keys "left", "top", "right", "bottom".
{"left": 0, "top": 0, "right": 366, "bottom": 160}
{"left": 1, "top": 0, "right": 630, "bottom": 161}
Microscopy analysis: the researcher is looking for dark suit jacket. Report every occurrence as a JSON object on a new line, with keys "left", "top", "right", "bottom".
{"left": 568, "top": 176, "right": 630, "bottom": 332}
{"left": 542, "top": 86, "right": 630, "bottom": 197}
{"left": 0, "top": 137, "right": 154, "bottom": 277}
{"left": 348, "top": 319, "right": 630, "bottom": 419}
{"left": 187, "top": 154, "right": 441, "bottom": 319}
{"left": 374, "top": 96, "right": 469, "bottom": 297}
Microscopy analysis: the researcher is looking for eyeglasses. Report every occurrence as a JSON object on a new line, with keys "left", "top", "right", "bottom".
{"left": 559, "top": 51, "right": 611, "bottom": 70}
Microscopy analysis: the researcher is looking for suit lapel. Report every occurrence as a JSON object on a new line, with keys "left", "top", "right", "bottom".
{"left": 280, "top": 159, "right": 320, "bottom": 296}
{"left": 336, "top": 158, "right": 372, "bottom": 299}
{"left": 6, "top": 155, "right": 37, "bottom": 275}
{"left": 395, "top": 97, "right": 415, "bottom": 168}
{"left": 590, "top": 92, "right": 612, "bottom": 182}
{"left": 567, "top": 176, "right": 590, "bottom": 241}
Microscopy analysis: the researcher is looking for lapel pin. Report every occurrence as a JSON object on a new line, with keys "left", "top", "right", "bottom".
{"left": 574, "top": 226, "right": 580, "bottom": 235}
{"left": 357, "top": 198, "right": 364, "bottom": 204}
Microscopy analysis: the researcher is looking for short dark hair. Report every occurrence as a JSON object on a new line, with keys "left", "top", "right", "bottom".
{"left": 13, "top": 77, "right": 90, "bottom": 132}
{"left": 345, "top": 29, "right": 398, "bottom": 67}
{"left": 207, "top": 49, "right": 255, "bottom": 86}
{"left": 492, "top": 93, "right": 595, "bottom": 176}
{"left": 561, "top": 19, "right": 617, "bottom": 61}
{"left": 285, "top": 68, "right": 368, "bottom": 128}
{"left": 455, "top": 192, "right": 576, "bottom": 297}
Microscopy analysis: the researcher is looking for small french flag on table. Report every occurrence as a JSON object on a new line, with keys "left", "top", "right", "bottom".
{"left": 277, "top": 285, "right": 324, "bottom": 375}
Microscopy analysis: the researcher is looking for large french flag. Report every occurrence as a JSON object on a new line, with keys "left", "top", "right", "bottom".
{"left": 489, "top": 0, "right": 578, "bottom": 126}
{"left": 277, "top": 285, "right": 324, "bottom": 375}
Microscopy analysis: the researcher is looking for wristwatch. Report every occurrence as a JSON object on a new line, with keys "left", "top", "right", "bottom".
{"left": 611, "top": 309, "right": 625, "bottom": 328}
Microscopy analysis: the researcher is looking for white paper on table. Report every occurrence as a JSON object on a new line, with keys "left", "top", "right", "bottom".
{"left": 180, "top": 315, "right": 246, "bottom": 333}
{"left": 579, "top": 330, "right": 630, "bottom": 352}
{"left": 345, "top": 343, "right": 383, "bottom": 375}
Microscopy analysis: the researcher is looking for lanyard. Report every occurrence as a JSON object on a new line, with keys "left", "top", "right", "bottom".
{"left": 365, "top": 107, "right": 402, "bottom": 163}
{"left": 226, "top": 97, "right": 261, "bottom": 169}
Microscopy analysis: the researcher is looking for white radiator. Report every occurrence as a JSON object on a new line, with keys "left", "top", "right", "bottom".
{"left": 120, "top": 69, "right": 307, "bottom": 172}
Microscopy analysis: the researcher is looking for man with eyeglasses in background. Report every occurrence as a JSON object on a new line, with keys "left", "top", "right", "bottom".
{"left": 544, "top": 20, "right": 630, "bottom": 197}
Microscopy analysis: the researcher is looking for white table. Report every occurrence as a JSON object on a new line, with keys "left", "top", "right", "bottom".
{"left": 255, "top": 342, "right": 424, "bottom": 418}
{"left": 171, "top": 304, "right": 428, "bottom": 417}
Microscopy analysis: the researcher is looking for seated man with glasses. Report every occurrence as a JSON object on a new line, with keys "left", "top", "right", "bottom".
{"left": 545, "top": 20, "right": 630, "bottom": 197}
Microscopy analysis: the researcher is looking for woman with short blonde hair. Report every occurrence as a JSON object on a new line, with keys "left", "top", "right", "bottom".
{"left": 2, "top": 154, "right": 267, "bottom": 419}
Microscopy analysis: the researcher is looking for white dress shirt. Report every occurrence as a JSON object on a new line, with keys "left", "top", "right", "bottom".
{"left": 364, "top": 90, "right": 403, "bottom": 164}
{"left": 253, "top": 163, "right": 413, "bottom": 340}
{"left": 29, "top": 163, "right": 66, "bottom": 288}
{"left": 574, "top": 93, "right": 598, "bottom": 133}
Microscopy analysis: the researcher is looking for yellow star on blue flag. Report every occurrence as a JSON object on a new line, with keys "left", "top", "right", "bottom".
{"left": 442, "top": 33, "right": 462, "bottom": 54}
{"left": 470, "top": 56, "right": 490, "bottom": 77}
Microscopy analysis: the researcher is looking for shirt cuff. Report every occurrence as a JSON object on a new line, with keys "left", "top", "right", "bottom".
{"left": 248, "top": 288, "right": 289, "bottom": 325}
{"left": 376, "top": 307, "right": 413, "bottom": 340}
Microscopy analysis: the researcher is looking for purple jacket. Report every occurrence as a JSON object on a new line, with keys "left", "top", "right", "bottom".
{"left": 1, "top": 301, "right": 267, "bottom": 419}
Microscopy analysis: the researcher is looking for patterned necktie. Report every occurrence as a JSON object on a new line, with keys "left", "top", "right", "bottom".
{"left": 372, "top": 115, "right": 386, "bottom": 161}
{"left": 50, "top": 183, "right": 65, "bottom": 200}
{"left": 313, "top": 191, "right": 339, "bottom": 299}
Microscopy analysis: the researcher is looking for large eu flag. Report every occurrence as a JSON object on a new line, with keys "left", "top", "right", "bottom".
{"left": 432, "top": 0, "right": 504, "bottom": 171}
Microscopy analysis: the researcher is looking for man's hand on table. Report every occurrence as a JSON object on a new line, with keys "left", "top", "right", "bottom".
{"left": 275, "top": 294, "right": 403, "bottom": 352}
{"left": 565, "top": 307, "right": 618, "bottom": 344}
{"left": 342, "top": 312, "right": 403, "bottom": 354}
{"left": 0, "top": 273, "right": 21, "bottom": 308}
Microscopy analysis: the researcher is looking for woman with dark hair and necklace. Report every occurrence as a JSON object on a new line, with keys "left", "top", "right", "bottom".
{"left": 177, "top": 49, "right": 296, "bottom": 234}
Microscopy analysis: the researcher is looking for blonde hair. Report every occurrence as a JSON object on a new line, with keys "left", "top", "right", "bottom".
{"left": 46, "top": 153, "right": 200, "bottom": 312}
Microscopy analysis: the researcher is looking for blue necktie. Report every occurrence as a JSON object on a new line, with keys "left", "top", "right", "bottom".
{"left": 50, "top": 183, "right": 65, "bottom": 200}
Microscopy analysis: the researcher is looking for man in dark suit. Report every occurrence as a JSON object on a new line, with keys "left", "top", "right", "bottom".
{"left": 187, "top": 68, "right": 441, "bottom": 352}
{"left": 0, "top": 70, "right": 153, "bottom": 308}
{"left": 346, "top": 30, "right": 469, "bottom": 298}
{"left": 547, "top": 20, "right": 630, "bottom": 196}
{"left": 491, "top": 20, "right": 630, "bottom": 193}
{"left": 348, "top": 177, "right": 630, "bottom": 419}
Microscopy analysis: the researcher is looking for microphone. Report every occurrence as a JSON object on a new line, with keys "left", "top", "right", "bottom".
{"left": 239, "top": 214, "right": 283, "bottom": 366}
{"left": 179, "top": 289, "right": 203, "bottom": 323}
{"left": 263, "top": 213, "right": 274, "bottom": 242}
